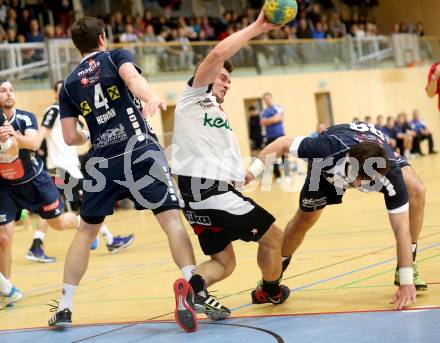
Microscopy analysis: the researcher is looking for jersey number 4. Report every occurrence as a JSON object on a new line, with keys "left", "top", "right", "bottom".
{"left": 94, "top": 84, "right": 109, "bottom": 110}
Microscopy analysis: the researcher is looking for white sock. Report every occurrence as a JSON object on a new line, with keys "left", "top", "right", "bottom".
{"left": 412, "top": 243, "right": 417, "bottom": 253}
{"left": 282, "top": 256, "right": 291, "bottom": 262}
{"left": 181, "top": 265, "right": 196, "bottom": 281}
{"left": 100, "top": 225, "right": 113, "bottom": 245}
{"left": 58, "top": 284, "right": 77, "bottom": 311}
{"left": 0, "top": 273, "right": 13, "bottom": 294}
{"left": 34, "top": 230, "right": 45, "bottom": 241}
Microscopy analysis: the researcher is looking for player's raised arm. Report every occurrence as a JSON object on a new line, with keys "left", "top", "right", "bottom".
{"left": 388, "top": 210, "right": 417, "bottom": 309}
{"left": 193, "top": 10, "right": 281, "bottom": 88}
{"left": 118, "top": 62, "right": 166, "bottom": 116}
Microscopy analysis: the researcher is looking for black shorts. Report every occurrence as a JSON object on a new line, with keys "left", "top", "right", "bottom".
{"left": 80, "top": 143, "right": 180, "bottom": 218}
{"left": 178, "top": 176, "right": 275, "bottom": 255}
{"left": 299, "top": 157, "right": 409, "bottom": 213}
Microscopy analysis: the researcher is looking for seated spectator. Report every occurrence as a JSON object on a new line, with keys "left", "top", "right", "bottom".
{"left": 26, "top": 19, "right": 44, "bottom": 42}
{"left": 6, "top": 27, "right": 17, "bottom": 43}
{"left": 297, "top": 18, "right": 312, "bottom": 39}
{"left": 395, "top": 112, "right": 415, "bottom": 158}
{"left": 312, "top": 22, "right": 326, "bottom": 39}
{"left": 54, "top": 24, "right": 67, "bottom": 38}
{"left": 382, "top": 116, "right": 397, "bottom": 149}
{"left": 120, "top": 24, "right": 139, "bottom": 43}
{"left": 375, "top": 114, "right": 385, "bottom": 131}
{"left": 310, "top": 122, "right": 326, "bottom": 138}
{"left": 364, "top": 115, "right": 373, "bottom": 125}
{"left": 411, "top": 109, "right": 437, "bottom": 154}
{"left": 0, "top": 0, "right": 7, "bottom": 25}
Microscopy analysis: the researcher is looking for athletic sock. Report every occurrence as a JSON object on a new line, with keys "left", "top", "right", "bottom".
{"left": 58, "top": 284, "right": 77, "bottom": 311}
{"left": 412, "top": 243, "right": 418, "bottom": 261}
{"left": 34, "top": 230, "right": 45, "bottom": 241}
{"left": 181, "top": 265, "right": 196, "bottom": 281}
{"left": 281, "top": 255, "right": 292, "bottom": 273}
{"left": 189, "top": 274, "right": 207, "bottom": 297}
{"left": 100, "top": 225, "right": 114, "bottom": 245}
{"left": 262, "top": 279, "right": 281, "bottom": 295}
{"left": 0, "top": 273, "right": 13, "bottom": 294}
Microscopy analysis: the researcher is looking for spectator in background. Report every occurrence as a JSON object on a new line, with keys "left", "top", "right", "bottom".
{"left": 0, "top": 0, "right": 7, "bottom": 25}
{"left": 17, "top": 7, "right": 31, "bottom": 36}
{"left": 364, "top": 115, "right": 373, "bottom": 124}
{"left": 26, "top": 19, "right": 44, "bottom": 42}
{"left": 261, "top": 92, "right": 286, "bottom": 183}
{"left": 111, "top": 11, "right": 125, "bottom": 42}
{"left": 140, "top": 10, "right": 153, "bottom": 31}
{"left": 310, "top": 122, "right": 326, "bottom": 138}
{"left": 312, "top": 22, "right": 326, "bottom": 39}
{"left": 297, "top": 18, "right": 312, "bottom": 39}
{"left": 395, "top": 112, "right": 415, "bottom": 159}
{"left": 119, "top": 24, "right": 139, "bottom": 43}
{"left": 426, "top": 61, "right": 440, "bottom": 111}
{"left": 5, "top": 8, "right": 17, "bottom": 32}
{"left": 375, "top": 114, "right": 385, "bottom": 131}
{"left": 54, "top": 24, "right": 67, "bottom": 38}
{"left": 382, "top": 116, "right": 397, "bottom": 149}
{"left": 248, "top": 105, "right": 263, "bottom": 150}
{"left": 415, "top": 22, "right": 424, "bottom": 37}
{"left": 201, "top": 16, "right": 214, "bottom": 40}
{"left": 411, "top": 110, "right": 437, "bottom": 154}
{"left": 6, "top": 27, "right": 17, "bottom": 43}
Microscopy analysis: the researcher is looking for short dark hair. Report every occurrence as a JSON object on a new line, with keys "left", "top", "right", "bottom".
{"left": 193, "top": 60, "right": 233, "bottom": 76}
{"left": 71, "top": 17, "right": 105, "bottom": 55}
{"left": 53, "top": 80, "right": 63, "bottom": 92}
{"left": 349, "top": 142, "right": 390, "bottom": 180}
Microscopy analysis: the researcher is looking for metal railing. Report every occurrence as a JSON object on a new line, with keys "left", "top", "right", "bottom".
{"left": 0, "top": 35, "right": 438, "bottom": 87}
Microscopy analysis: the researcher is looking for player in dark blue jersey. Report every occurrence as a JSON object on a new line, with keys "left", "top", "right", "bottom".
{"left": 47, "top": 17, "right": 217, "bottom": 332}
{"left": 247, "top": 123, "right": 427, "bottom": 310}
{"left": 0, "top": 80, "right": 83, "bottom": 308}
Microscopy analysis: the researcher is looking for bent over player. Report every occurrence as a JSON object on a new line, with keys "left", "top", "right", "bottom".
{"left": 247, "top": 123, "right": 427, "bottom": 309}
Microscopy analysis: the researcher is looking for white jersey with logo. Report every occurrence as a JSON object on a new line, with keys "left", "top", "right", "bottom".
{"left": 41, "top": 103, "right": 83, "bottom": 179}
{"left": 171, "top": 80, "right": 245, "bottom": 182}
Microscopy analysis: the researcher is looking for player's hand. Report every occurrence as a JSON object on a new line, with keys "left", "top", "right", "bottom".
{"left": 245, "top": 170, "right": 255, "bottom": 185}
{"left": 143, "top": 97, "right": 167, "bottom": 118}
{"left": 0, "top": 122, "right": 15, "bottom": 142}
{"left": 254, "top": 10, "right": 282, "bottom": 33}
{"left": 390, "top": 284, "right": 416, "bottom": 310}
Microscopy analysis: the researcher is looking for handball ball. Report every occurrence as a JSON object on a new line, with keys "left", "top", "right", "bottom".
{"left": 263, "top": 0, "right": 298, "bottom": 25}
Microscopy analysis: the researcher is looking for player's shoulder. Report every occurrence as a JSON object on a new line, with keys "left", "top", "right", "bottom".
{"left": 43, "top": 103, "right": 60, "bottom": 115}
{"left": 15, "top": 108, "right": 36, "bottom": 120}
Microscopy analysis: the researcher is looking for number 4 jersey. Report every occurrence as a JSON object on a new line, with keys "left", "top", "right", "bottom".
{"left": 289, "top": 123, "right": 409, "bottom": 213}
{"left": 60, "top": 49, "right": 154, "bottom": 160}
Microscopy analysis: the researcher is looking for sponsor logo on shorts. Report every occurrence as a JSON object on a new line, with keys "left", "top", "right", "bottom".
{"left": 42, "top": 199, "right": 59, "bottom": 212}
{"left": 251, "top": 228, "right": 259, "bottom": 236}
{"left": 302, "top": 196, "right": 327, "bottom": 209}
{"left": 185, "top": 211, "right": 212, "bottom": 226}
{"left": 0, "top": 214, "right": 7, "bottom": 223}
{"left": 95, "top": 124, "right": 128, "bottom": 148}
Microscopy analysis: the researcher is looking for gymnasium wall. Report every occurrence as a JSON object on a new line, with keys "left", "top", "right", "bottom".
{"left": 16, "top": 66, "right": 440, "bottom": 159}
{"left": 373, "top": 0, "right": 440, "bottom": 36}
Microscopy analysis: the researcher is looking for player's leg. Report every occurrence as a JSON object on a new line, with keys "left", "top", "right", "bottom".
{"left": 401, "top": 165, "right": 427, "bottom": 290}
{"left": 281, "top": 208, "right": 324, "bottom": 272}
{"left": 0, "top": 222, "right": 23, "bottom": 308}
{"left": 48, "top": 217, "right": 102, "bottom": 327}
{"left": 191, "top": 244, "right": 235, "bottom": 320}
{"left": 26, "top": 218, "right": 56, "bottom": 263}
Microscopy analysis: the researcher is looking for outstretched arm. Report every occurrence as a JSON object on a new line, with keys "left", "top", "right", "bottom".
{"left": 193, "top": 10, "right": 280, "bottom": 88}
{"left": 388, "top": 210, "right": 417, "bottom": 310}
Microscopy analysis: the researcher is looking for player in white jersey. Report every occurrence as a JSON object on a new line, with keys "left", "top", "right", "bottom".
{"left": 172, "top": 10, "right": 290, "bottom": 309}
{"left": 26, "top": 81, "right": 135, "bottom": 263}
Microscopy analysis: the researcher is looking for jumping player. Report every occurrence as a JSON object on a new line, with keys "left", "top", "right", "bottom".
{"left": 0, "top": 80, "right": 82, "bottom": 308}
{"left": 47, "top": 17, "right": 223, "bottom": 332}
{"left": 172, "top": 10, "right": 290, "bottom": 309}
{"left": 247, "top": 122, "right": 426, "bottom": 309}
{"left": 26, "top": 80, "right": 135, "bottom": 263}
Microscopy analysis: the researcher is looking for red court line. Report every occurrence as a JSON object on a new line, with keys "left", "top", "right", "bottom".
{"left": 2, "top": 306, "right": 440, "bottom": 333}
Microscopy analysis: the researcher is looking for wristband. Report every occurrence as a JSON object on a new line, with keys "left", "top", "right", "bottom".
{"left": 248, "top": 158, "right": 265, "bottom": 178}
{"left": 81, "top": 130, "right": 90, "bottom": 142}
{"left": 399, "top": 267, "right": 413, "bottom": 285}
{"left": 0, "top": 137, "right": 12, "bottom": 151}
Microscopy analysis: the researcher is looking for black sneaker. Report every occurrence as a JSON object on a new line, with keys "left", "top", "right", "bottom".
{"left": 251, "top": 284, "right": 291, "bottom": 305}
{"left": 194, "top": 292, "right": 231, "bottom": 320}
{"left": 48, "top": 308, "right": 72, "bottom": 328}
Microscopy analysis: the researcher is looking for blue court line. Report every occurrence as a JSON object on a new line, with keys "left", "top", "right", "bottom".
{"left": 231, "top": 242, "right": 440, "bottom": 311}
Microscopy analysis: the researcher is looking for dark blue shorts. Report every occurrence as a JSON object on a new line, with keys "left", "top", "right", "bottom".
{"left": 0, "top": 171, "right": 64, "bottom": 225}
{"left": 80, "top": 143, "right": 180, "bottom": 218}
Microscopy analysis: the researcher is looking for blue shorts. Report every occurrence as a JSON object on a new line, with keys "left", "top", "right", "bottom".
{"left": 0, "top": 171, "right": 64, "bottom": 225}
{"left": 80, "top": 143, "right": 180, "bottom": 218}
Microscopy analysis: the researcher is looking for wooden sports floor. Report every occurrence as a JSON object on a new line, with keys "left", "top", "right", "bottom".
{"left": 1, "top": 154, "right": 440, "bottom": 342}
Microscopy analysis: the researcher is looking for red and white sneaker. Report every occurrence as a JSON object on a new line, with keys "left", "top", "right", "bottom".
{"left": 173, "top": 278, "right": 198, "bottom": 333}
{"left": 251, "top": 284, "right": 291, "bottom": 305}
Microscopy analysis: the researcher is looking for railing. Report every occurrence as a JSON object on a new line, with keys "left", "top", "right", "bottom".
{"left": 0, "top": 35, "right": 438, "bottom": 87}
